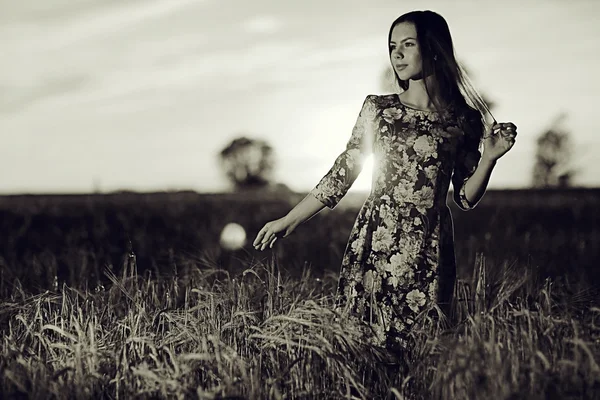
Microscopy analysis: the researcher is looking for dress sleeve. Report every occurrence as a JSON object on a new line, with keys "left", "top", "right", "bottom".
{"left": 452, "top": 109, "right": 484, "bottom": 211}
{"left": 309, "top": 94, "right": 377, "bottom": 210}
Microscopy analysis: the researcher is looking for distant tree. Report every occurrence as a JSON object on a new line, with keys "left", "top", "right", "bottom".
{"left": 219, "top": 136, "right": 275, "bottom": 191}
{"left": 532, "top": 112, "right": 577, "bottom": 188}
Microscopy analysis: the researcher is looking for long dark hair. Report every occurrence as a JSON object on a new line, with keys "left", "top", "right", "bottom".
{"left": 388, "top": 10, "right": 489, "bottom": 132}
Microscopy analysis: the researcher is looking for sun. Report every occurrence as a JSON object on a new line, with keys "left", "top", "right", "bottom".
{"left": 351, "top": 154, "right": 374, "bottom": 192}
{"left": 307, "top": 103, "right": 376, "bottom": 194}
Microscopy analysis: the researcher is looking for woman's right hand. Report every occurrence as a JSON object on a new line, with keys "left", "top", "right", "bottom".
{"left": 253, "top": 216, "right": 295, "bottom": 251}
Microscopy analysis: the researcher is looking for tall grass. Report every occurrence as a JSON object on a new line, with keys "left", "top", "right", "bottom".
{"left": 1, "top": 191, "right": 599, "bottom": 398}
{"left": 1, "top": 249, "right": 599, "bottom": 399}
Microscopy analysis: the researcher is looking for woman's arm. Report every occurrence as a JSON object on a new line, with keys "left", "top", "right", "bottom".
{"left": 253, "top": 95, "right": 377, "bottom": 250}
{"left": 463, "top": 121, "right": 517, "bottom": 204}
{"left": 461, "top": 156, "right": 496, "bottom": 207}
{"left": 452, "top": 111, "right": 517, "bottom": 210}
{"left": 309, "top": 94, "right": 377, "bottom": 209}
{"left": 452, "top": 110, "right": 487, "bottom": 210}
{"left": 253, "top": 192, "right": 326, "bottom": 251}
{"left": 283, "top": 192, "right": 327, "bottom": 229}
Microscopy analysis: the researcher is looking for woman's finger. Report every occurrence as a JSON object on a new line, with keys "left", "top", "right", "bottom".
{"left": 502, "top": 124, "right": 517, "bottom": 136}
{"left": 483, "top": 123, "right": 497, "bottom": 139}
{"left": 263, "top": 235, "right": 273, "bottom": 248}
{"left": 498, "top": 122, "right": 515, "bottom": 130}
{"left": 259, "top": 232, "right": 273, "bottom": 247}
{"left": 499, "top": 123, "right": 516, "bottom": 135}
{"left": 269, "top": 237, "right": 278, "bottom": 249}
{"left": 253, "top": 225, "right": 270, "bottom": 247}
{"left": 253, "top": 229, "right": 264, "bottom": 247}
{"left": 261, "top": 236, "right": 273, "bottom": 251}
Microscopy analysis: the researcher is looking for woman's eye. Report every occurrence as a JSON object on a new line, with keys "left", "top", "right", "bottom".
{"left": 405, "top": 42, "right": 415, "bottom": 47}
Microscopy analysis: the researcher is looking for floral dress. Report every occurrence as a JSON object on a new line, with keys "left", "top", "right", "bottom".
{"left": 310, "top": 93, "right": 484, "bottom": 353}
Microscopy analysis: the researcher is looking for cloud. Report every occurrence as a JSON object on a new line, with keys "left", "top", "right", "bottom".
{"left": 242, "top": 15, "right": 283, "bottom": 35}
{"left": 197, "top": 33, "right": 382, "bottom": 90}
{"left": 5, "top": 32, "right": 383, "bottom": 113}
{"left": 0, "top": 74, "right": 89, "bottom": 114}
{"left": 40, "top": 0, "right": 208, "bottom": 50}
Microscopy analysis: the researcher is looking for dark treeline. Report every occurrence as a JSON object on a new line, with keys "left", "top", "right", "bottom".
{"left": 0, "top": 189, "right": 598, "bottom": 299}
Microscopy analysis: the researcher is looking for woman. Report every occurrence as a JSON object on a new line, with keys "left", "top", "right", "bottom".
{"left": 253, "top": 10, "right": 516, "bottom": 356}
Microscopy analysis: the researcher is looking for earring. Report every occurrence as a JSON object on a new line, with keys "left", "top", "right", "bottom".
{"left": 434, "top": 55, "right": 438, "bottom": 61}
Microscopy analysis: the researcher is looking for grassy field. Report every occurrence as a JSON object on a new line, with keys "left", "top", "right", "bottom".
{"left": 0, "top": 190, "right": 599, "bottom": 399}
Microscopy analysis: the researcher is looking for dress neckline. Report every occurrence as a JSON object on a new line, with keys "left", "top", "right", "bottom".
{"left": 394, "top": 93, "right": 451, "bottom": 114}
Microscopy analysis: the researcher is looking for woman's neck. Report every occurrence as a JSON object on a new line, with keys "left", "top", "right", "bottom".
{"left": 400, "top": 78, "right": 447, "bottom": 110}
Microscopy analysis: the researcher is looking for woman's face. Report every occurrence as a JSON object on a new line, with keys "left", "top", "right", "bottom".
{"left": 389, "top": 22, "right": 422, "bottom": 81}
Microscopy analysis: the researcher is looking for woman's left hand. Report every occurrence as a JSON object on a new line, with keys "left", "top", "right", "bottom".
{"left": 482, "top": 121, "right": 517, "bottom": 162}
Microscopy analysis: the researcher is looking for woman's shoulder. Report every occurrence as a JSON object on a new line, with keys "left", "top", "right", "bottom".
{"left": 367, "top": 93, "right": 397, "bottom": 100}
{"left": 365, "top": 93, "right": 397, "bottom": 107}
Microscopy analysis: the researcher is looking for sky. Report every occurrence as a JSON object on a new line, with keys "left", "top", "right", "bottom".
{"left": 1, "top": 0, "right": 599, "bottom": 194}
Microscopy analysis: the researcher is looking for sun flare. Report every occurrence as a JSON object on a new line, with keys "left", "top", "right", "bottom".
{"left": 351, "top": 154, "right": 374, "bottom": 192}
